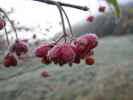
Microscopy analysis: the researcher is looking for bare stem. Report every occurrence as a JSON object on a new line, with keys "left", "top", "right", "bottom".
{"left": 0, "top": 8, "right": 19, "bottom": 40}
{"left": 53, "top": 2, "right": 67, "bottom": 43}
{"left": 4, "top": 27, "right": 10, "bottom": 46}
{"left": 33, "top": 0, "right": 89, "bottom": 11}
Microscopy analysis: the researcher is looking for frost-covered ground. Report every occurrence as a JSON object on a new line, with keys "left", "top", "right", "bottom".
{"left": 0, "top": 35, "right": 133, "bottom": 100}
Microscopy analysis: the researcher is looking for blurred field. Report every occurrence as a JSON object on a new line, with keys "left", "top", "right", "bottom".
{"left": 0, "top": 35, "right": 133, "bottom": 100}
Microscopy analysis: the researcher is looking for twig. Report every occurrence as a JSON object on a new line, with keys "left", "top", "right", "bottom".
{"left": 33, "top": 0, "right": 89, "bottom": 11}
{"left": 0, "top": 8, "right": 19, "bottom": 40}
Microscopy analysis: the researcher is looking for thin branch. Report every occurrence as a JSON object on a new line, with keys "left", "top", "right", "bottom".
{"left": 60, "top": 6, "right": 73, "bottom": 37}
{"left": 55, "top": 2, "right": 67, "bottom": 42}
{"left": 4, "top": 27, "right": 10, "bottom": 46}
{"left": 33, "top": 0, "right": 89, "bottom": 11}
{"left": 0, "top": 8, "right": 19, "bottom": 40}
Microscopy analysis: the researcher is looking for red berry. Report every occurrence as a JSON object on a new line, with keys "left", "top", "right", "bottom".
{"left": 86, "top": 16, "right": 95, "bottom": 22}
{"left": 47, "top": 43, "right": 75, "bottom": 65}
{"left": 10, "top": 40, "right": 28, "bottom": 57}
{"left": 0, "top": 19, "right": 6, "bottom": 30}
{"left": 73, "top": 33, "right": 98, "bottom": 59}
{"left": 35, "top": 43, "right": 53, "bottom": 58}
{"left": 41, "top": 70, "right": 49, "bottom": 78}
{"left": 4, "top": 58, "right": 12, "bottom": 67}
{"left": 74, "top": 38, "right": 88, "bottom": 52}
{"left": 85, "top": 56, "right": 95, "bottom": 65}
{"left": 98, "top": 6, "right": 106, "bottom": 12}
{"left": 3, "top": 53, "right": 17, "bottom": 67}
{"left": 85, "top": 33, "right": 98, "bottom": 49}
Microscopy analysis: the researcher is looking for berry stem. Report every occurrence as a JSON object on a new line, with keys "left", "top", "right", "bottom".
{"left": 55, "top": 2, "right": 67, "bottom": 42}
{"left": 60, "top": 6, "right": 75, "bottom": 41}
{"left": 54, "top": 34, "right": 65, "bottom": 44}
{"left": 0, "top": 13, "right": 10, "bottom": 46}
{"left": 4, "top": 27, "right": 10, "bottom": 46}
{"left": 0, "top": 8, "right": 19, "bottom": 40}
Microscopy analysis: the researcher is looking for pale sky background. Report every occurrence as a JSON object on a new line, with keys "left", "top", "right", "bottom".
{"left": 0, "top": 0, "right": 130, "bottom": 41}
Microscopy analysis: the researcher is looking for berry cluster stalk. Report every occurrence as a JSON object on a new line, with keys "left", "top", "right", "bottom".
{"left": 0, "top": 8, "right": 19, "bottom": 40}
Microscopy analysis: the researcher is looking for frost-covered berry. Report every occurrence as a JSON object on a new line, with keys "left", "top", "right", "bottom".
{"left": 86, "top": 33, "right": 98, "bottom": 49}
{"left": 0, "top": 19, "right": 6, "bottom": 30}
{"left": 10, "top": 40, "right": 28, "bottom": 57}
{"left": 47, "top": 43, "right": 75, "bottom": 65}
{"left": 74, "top": 33, "right": 98, "bottom": 50}
{"left": 35, "top": 43, "right": 53, "bottom": 58}
{"left": 3, "top": 53, "right": 17, "bottom": 67}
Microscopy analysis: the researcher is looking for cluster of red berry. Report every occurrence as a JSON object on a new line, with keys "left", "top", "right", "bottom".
{"left": 35, "top": 33, "right": 98, "bottom": 66}
{"left": 86, "top": 6, "right": 106, "bottom": 22}
{"left": 3, "top": 40, "right": 28, "bottom": 67}
{"left": 0, "top": 3, "right": 99, "bottom": 71}
{"left": 0, "top": 2, "right": 100, "bottom": 79}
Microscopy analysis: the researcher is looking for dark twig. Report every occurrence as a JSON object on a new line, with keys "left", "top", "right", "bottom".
{"left": 4, "top": 27, "right": 10, "bottom": 46}
{"left": 33, "top": 0, "right": 89, "bottom": 11}
{"left": 60, "top": 6, "right": 73, "bottom": 37}
{"left": 55, "top": 2, "right": 67, "bottom": 42}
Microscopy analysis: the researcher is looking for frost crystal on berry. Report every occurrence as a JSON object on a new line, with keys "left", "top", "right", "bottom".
{"left": 10, "top": 40, "right": 28, "bottom": 57}
{"left": 35, "top": 43, "right": 53, "bottom": 58}
{"left": 47, "top": 43, "right": 75, "bottom": 65}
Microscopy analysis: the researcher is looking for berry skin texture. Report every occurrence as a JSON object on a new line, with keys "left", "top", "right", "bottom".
{"left": 10, "top": 40, "right": 28, "bottom": 57}
{"left": 98, "top": 6, "right": 106, "bottom": 12}
{"left": 47, "top": 43, "right": 75, "bottom": 65}
{"left": 0, "top": 19, "right": 6, "bottom": 30}
{"left": 85, "top": 56, "right": 95, "bottom": 65}
{"left": 74, "top": 33, "right": 98, "bottom": 50}
{"left": 86, "top": 33, "right": 98, "bottom": 49}
{"left": 3, "top": 53, "right": 17, "bottom": 67}
{"left": 74, "top": 33, "right": 98, "bottom": 59}
{"left": 86, "top": 16, "right": 95, "bottom": 22}
{"left": 35, "top": 43, "right": 53, "bottom": 58}
{"left": 41, "top": 70, "right": 49, "bottom": 78}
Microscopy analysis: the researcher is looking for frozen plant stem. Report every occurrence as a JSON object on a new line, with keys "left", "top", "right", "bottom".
{"left": 4, "top": 27, "right": 10, "bottom": 46}
{"left": 0, "top": 8, "right": 19, "bottom": 40}
{"left": 33, "top": 0, "right": 89, "bottom": 11}
{"left": 0, "top": 12, "right": 10, "bottom": 46}
{"left": 33, "top": 0, "right": 89, "bottom": 43}
{"left": 60, "top": 6, "right": 74, "bottom": 39}
{"left": 55, "top": 2, "right": 67, "bottom": 43}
